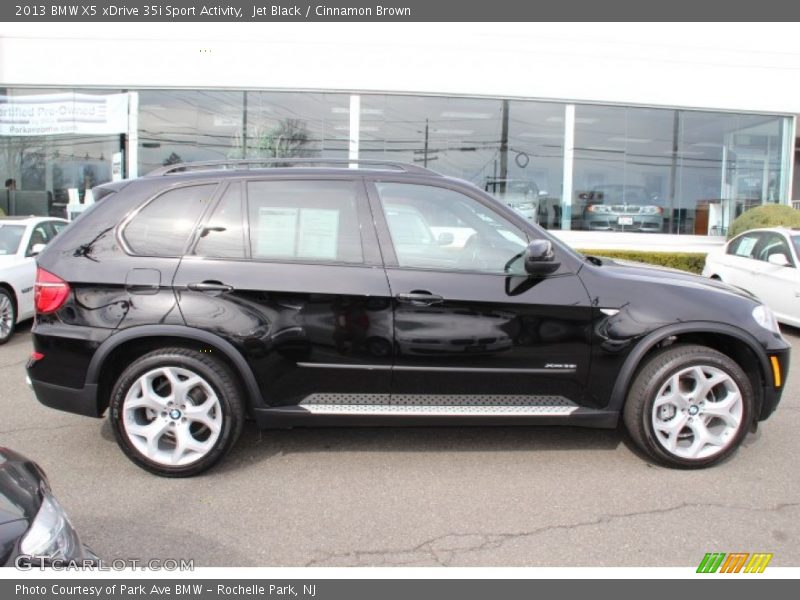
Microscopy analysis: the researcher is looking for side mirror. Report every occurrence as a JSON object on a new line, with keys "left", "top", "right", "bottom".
{"left": 538, "top": 190, "right": 549, "bottom": 197}
{"left": 768, "top": 253, "right": 791, "bottom": 267}
{"left": 30, "top": 243, "right": 46, "bottom": 256}
{"left": 523, "top": 239, "right": 560, "bottom": 276}
{"left": 436, "top": 231, "right": 454, "bottom": 246}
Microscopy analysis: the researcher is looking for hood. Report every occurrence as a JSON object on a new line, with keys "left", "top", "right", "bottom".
{"left": 0, "top": 254, "right": 23, "bottom": 267}
{"left": 594, "top": 256, "right": 759, "bottom": 302}
{"left": 0, "top": 447, "right": 44, "bottom": 527}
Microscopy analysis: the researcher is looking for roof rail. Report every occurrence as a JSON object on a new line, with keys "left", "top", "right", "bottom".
{"left": 146, "top": 158, "right": 440, "bottom": 177}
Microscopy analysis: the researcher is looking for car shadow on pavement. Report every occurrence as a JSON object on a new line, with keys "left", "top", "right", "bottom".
{"left": 210, "top": 420, "right": 626, "bottom": 474}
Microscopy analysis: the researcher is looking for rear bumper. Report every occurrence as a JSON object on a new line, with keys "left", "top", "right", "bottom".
{"left": 29, "top": 378, "right": 101, "bottom": 418}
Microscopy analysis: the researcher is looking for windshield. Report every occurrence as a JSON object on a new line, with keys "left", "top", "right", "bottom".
{"left": 0, "top": 225, "right": 25, "bottom": 255}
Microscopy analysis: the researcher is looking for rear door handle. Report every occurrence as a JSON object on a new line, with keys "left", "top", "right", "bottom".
{"left": 187, "top": 281, "right": 234, "bottom": 293}
{"left": 396, "top": 291, "right": 444, "bottom": 306}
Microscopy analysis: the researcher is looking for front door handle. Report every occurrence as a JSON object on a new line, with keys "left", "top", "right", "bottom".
{"left": 396, "top": 291, "right": 444, "bottom": 306}
{"left": 187, "top": 281, "right": 234, "bottom": 293}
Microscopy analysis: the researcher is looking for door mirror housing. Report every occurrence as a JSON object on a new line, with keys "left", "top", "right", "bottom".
{"left": 523, "top": 239, "right": 560, "bottom": 276}
{"left": 767, "top": 253, "right": 791, "bottom": 267}
{"left": 30, "top": 243, "right": 46, "bottom": 256}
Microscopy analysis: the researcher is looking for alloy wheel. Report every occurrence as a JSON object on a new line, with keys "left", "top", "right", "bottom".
{"left": 651, "top": 364, "right": 743, "bottom": 460}
{"left": 122, "top": 366, "right": 223, "bottom": 466}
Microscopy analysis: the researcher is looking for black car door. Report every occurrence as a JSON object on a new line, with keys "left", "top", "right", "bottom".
{"left": 173, "top": 176, "right": 393, "bottom": 408}
{"left": 367, "top": 179, "right": 593, "bottom": 412}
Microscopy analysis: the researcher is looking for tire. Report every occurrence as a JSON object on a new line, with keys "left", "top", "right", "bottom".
{"left": 623, "top": 344, "right": 753, "bottom": 469}
{"left": 109, "top": 347, "right": 244, "bottom": 477}
{"left": 0, "top": 288, "right": 16, "bottom": 345}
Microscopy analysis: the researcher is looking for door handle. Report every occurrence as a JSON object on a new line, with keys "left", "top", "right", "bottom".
{"left": 187, "top": 281, "right": 234, "bottom": 293}
{"left": 396, "top": 291, "right": 444, "bottom": 306}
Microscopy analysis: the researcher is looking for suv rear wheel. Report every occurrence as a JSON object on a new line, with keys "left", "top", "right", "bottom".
{"left": 623, "top": 344, "right": 753, "bottom": 468}
{"left": 109, "top": 348, "right": 244, "bottom": 477}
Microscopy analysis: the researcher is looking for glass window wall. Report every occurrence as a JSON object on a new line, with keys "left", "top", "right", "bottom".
{"left": 0, "top": 86, "right": 792, "bottom": 234}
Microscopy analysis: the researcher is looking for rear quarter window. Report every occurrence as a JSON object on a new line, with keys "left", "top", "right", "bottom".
{"left": 123, "top": 183, "right": 217, "bottom": 256}
{"left": 727, "top": 233, "right": 760, "bottom": 258}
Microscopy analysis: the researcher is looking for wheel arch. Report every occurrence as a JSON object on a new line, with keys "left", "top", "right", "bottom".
{"left": 87, "top": 325, "right": 262, "bottom": 417}
{"left": 609, "top": 322, "right": 770, "bottom": 420}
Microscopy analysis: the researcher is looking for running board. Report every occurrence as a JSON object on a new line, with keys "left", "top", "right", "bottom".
{"left": 253, "top": 395, "right": 619, "bottom": 429}
{"left": 300, "top": 393, "right": 578, "bottom": 416}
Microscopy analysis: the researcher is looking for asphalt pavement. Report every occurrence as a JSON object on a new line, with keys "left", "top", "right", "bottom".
{"left": 1, "top": 322, "right": 798, "bottom": 567}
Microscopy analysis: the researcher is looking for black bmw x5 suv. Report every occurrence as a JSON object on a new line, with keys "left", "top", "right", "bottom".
{"left": 27, "top": 159, "right": 790, "bottom": 476}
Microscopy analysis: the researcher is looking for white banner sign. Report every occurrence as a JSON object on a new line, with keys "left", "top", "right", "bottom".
{"left": 0, "top": 92, "right": 129, "bottom": 136}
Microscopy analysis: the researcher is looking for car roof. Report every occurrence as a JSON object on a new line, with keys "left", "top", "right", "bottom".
{"left": 734, "top": 227, "right": 799, "bottom": 235}
{"left": 0, "top": 216, "right": 67, "bottom": 225}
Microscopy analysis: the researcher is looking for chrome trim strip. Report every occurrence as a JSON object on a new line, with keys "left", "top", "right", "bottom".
{"left": 296, "top": 363, "right": 574, "bottom": 374}
{"left": 296, "top": 362, "right": 391, "bottom": 371}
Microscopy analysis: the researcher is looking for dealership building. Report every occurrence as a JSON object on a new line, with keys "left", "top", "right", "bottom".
{"left": 1, "top": 23, "right": 798, "bottom": 250}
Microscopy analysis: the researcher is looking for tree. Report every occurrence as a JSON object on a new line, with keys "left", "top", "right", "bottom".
{"left": 230, "top": 118, "right": 314, "bottom": 161}
{"left": 162, "top": 152, "right": 183, "bottom": 166}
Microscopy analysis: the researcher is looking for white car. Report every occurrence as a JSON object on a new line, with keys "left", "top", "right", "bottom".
{"left": 702, "top": 227, "right": 800, "bottom": 328}
{"left": 0, "top": 216, "right": 69, "bottom": 344}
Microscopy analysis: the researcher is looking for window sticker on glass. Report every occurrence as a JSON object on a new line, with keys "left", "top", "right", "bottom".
{"left": 255, "top": 207, "right": 298, "bottom": 257}
{"left": 297, "top": 209, "right": 339, "bottom": 260}
{"left": 735, "top": 236, "right": 758, "bottom": 257}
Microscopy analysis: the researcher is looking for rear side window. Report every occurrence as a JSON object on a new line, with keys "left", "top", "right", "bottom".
{"left": 727, "top": 233, "right": 761, "bottom": 259}
{"left": 247, "top": 180, "right": 363, "bottom": 263}
{"left": 123, "top": 184, "right": 217, "bottom": 256}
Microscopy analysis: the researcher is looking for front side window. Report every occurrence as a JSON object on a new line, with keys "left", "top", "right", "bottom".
{"left": 26, "top": 223, "right": 53, "bottom": 255}
{"left": 247, "top": 180, "right": 363, "bottom": 263}
{"left": 124, "top": 184, "right": 217, "bottom": 256}
{"left": 375, "top": 182, "right": 528, "bottom": 274}
{"left": 756, "top": 233, "right": 794, "bottom": 265}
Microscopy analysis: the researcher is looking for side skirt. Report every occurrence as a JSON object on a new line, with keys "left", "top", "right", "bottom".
{"left": 252, "top": 394, "right": 618, "bottom": 429}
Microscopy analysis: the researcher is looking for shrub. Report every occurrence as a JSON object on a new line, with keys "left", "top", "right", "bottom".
{"left": 727, "top": 204, "right": 800, "bottom": 239}
{"left": 576, "top": 249, "right": 706, "bottom": 274}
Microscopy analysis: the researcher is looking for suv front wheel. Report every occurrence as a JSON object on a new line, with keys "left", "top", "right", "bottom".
{"left": 623, "top": 344, "right": 754, "bottom": 469}
{"left": 109, "top": 348, "right": 244, "bottom": 477}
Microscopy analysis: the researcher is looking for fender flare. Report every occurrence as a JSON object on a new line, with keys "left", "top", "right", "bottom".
{"left": 85, "top": 324, "right": 263, "bottom": 409}
{"left": 607, "top": 321, "right": 770, "bottom": 413}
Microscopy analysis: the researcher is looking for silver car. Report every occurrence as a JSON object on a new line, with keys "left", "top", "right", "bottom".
{"left": 580, "top": 185, "right": 664, "bottom": 232}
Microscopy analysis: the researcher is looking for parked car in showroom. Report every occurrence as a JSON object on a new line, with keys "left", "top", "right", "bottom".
{"left": 0, "top": 216, "right": 69, "bottom": 344}
{"left": 26, "top": 159, "right": 789, "bottom": 476}
{"left": 703, "top": 227, "right": 800, "bottom": 328}
{"left": 580, "top": 185, "right": 664, "bottom": 232}
{"left": 0, "top": 446, "right": 97, "bottom": 567}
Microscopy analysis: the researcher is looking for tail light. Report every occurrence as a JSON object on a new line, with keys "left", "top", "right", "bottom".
{"left": 34, "top": 268, "right": 70, "bottom": 314}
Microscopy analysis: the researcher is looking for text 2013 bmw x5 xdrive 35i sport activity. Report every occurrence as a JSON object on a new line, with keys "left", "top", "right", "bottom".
{"left": 26, "top": 160, "right": 790, "bottom": 476}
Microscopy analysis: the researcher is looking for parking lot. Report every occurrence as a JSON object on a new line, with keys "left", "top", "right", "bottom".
{"left": 2, "top": 323, "right": 799, "bottom": 567}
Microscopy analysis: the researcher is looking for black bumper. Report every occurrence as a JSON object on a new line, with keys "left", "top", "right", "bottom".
{"left": 29, "top": 378, "right": 101, "bottom": 418}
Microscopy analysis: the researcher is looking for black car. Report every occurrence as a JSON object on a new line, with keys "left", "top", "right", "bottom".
{"left": 0, "top": 446, "right": 96, "bottom": 567}
{"left": 27, "top": 159, "right": 790, "bottom": 476}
